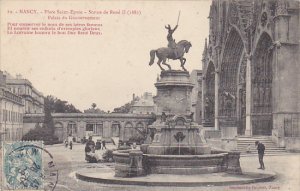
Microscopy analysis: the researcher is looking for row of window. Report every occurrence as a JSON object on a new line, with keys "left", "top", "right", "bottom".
{"left": 2, "top": 127, "right": 23, "bottom": 141}
{"left": 10, "top": 87, "right": 25, "bottom": 95}
{"left": 2, "top": 109, "right": 23, "bottom": 123}
{"left": 3, "top": 90, "right": 23, "bottom": 103}
{"left": 9, "top": 86, "right": 43, "bottom": 102}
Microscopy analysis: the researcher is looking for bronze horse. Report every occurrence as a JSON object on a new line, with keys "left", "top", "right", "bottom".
{"left": 149, "top": 40, "right": 192, "bottom": 71}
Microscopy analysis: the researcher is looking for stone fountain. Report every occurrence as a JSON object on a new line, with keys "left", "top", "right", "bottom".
{"left": 113, "top": 70, "right": 242, "bottom": 177}
{"left": 75, "top": 24, "right": 276, "bottom": 186}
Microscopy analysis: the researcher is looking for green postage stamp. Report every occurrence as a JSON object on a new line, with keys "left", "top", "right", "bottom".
{"left": 2, "top": 141, "right": 44, "bottom": 190}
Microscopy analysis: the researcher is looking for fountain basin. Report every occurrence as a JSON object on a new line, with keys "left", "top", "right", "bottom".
{"left": 146, "top": 145, "right": 211, "bottom": 155}
{"left": 144, "top": 153, "right": 227, "bottom": 175}
{"left": 113, "top": 149, "right": 241, "bottom": 177}
{"left": 113, "top": 150, "right": 145, "bottom": 177}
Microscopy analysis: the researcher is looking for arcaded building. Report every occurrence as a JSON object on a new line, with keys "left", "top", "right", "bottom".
{"left": 202, "top": 0, "right": 299, "bottom": 149}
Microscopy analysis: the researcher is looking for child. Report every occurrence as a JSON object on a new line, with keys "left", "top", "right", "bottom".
{"left": 69, "top": 141, "right": 73, "bottom": 150}
{"left": 65, "top": 140, "right": 68, "bottom": 148}
{"left": 246, "top": 144, "right": 251, "bottom": 153}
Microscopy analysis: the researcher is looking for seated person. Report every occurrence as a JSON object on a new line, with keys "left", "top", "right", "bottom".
{"left": 85, "top": 144, "right": 100, "bottom": 163}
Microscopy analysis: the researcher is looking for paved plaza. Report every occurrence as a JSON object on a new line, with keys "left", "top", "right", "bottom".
{"left": 29, "top": 143, "right": 299, "bottom": 191}
{"left": 1, "top": 143, "right": 299, "bottom": 191}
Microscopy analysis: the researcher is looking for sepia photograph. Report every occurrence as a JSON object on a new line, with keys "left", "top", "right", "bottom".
{"left": 0, "top": 0, "right": 299, "bottom": 190}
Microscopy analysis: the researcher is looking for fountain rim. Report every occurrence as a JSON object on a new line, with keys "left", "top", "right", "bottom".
{"left": 143, "top": 153, "right": 228, "bottom": 158}
{"left": 113, "top": 149, "right": 229, "bottom": 158}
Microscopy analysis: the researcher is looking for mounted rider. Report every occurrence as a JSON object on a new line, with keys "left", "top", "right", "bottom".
{"left": 148, "top": 11, "right": 192, "bottom": 71}
{"left": 165, "top": 24, "right": 179, "bottom": 58}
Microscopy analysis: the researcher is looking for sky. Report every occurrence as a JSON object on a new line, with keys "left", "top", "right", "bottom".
{"left": 0, "top": 0, "right": 211, "bottom": 112}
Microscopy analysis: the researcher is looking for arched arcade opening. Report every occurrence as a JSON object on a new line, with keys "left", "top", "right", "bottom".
{"left": 251, "top": 33, "right": 273, "bottom": 135}
{"left": 204, "top": 62, "right": 215, "bottom": 127}
{"left": 219, "top": 29, "right": 245, "bottom": 136}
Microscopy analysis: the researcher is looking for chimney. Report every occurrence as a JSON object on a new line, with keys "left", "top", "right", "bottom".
{"left": 133, "top": 93, "right": 135, "bottom": 101}
{"left": 0, "top": 71, "right": 7, "bottom": 87}
{"left": 16, "top": 74, "right": 22, "bottom": 79}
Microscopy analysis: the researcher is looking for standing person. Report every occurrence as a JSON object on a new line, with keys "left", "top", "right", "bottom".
{"left": 255, "top": 141, "right": 265, "bottom": 170}
{"left": 95, "top": 140, "right": 102, "bottom": 150}
{"left": 102, "top": 140, "right": 106, "bottom": 150}
{"left": 69, "top": 141, "right": 73, "bottom": 150}
{"left": 86, "top": 136, "right": 95, "bottom": 148}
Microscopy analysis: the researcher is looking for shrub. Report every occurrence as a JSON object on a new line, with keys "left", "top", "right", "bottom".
{"left": 22, "top": 126, "right": 59, "bottom": 145}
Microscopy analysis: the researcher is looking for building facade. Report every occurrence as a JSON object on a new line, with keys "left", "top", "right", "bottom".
{"left": 202, "top": 0, "right": 300, "bottom": 150}
{"left": 191, "top": 70, "right": 203, "bottom": 124}
{"left": 24, "top": 113, "right": 155, "bottom": 142}
{"left": 5, "top": 72, "right": 44, "bottom": 114}
{"left": 0, "top": 71, "right": 24, "bottom": 141}
{"left": 130, "top": 92, "right": 155, "bottom": 114}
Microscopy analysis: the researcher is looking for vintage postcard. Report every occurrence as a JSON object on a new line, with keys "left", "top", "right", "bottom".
{"left": 0, "top": 0, "right": 299, "bottom": 191}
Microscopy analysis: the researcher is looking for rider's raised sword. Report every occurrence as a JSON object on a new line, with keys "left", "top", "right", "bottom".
{"left": 177, "top": 11, "right": 181, "bottom": 25}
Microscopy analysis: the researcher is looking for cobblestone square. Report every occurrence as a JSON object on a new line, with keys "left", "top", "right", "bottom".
{"left": 36, "top": 144, "right": 300, "bottom": 191}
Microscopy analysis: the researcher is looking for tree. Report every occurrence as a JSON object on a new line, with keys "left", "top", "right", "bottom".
{"left": 84, "top": 103, "right": 106, "bottom": 113}
{"left": 44, "top": 95, "right": 81, "bottom": 113}
{"left": 23, "top": 95, "right": 82, "bottom": 144}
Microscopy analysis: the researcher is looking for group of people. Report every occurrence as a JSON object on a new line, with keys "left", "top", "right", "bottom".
{"left": 64, "top": 140, "right": 73, "bottom": 150}
{"left": 84, "top": 136, "right": 107, "bottom": 163}
{"left": 95, "top": 139, "right": 107, "bottom": 150}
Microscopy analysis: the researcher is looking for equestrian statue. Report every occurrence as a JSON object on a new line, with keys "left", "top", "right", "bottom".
{"left": 148, "top": 12, "right": 192, "bottom": 71}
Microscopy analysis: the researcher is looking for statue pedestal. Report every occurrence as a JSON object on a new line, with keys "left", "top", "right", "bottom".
{"left": 147, "top": 70, "right": 210, "bottom": 155}
{"left": 154, "top": 70, "right": 194, "bottom": 116}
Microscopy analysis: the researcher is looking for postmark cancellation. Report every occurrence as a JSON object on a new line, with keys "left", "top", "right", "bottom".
{"left": 2, "top": 141, "right": 44, "bottom": 190}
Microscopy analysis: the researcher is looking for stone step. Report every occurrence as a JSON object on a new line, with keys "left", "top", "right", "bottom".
{"left": 237, "top": 149, "right": 286, "bottom": 153}
{"left": 240, "top": 152, "right": 293, "bottom": 157}
{"left": 238, "top": 139, "right": 274, "bottom": 141}
{"left": 237, "top": 147, "right": 286, "bottom": 150}
{"left": 237, "top": 148, "right": 286, "bottom": 152}
{"left": 239, "top": 152, "right": 287, "bottom": 156}
{"left": 237, "top": 138, "right": 272, "bottom": 141}
{"left": 237, "top": 137, "right": 272, "bottom": 140}
{"left": 237, "top": 146, "right": 285, "bottom": 149}
{"left": 237, "top": 144, "right": 277, "bottom": 147}
{"left": 237, "top": 136, "right": 286, "bottom": 155}
{"left": 238, "top": 149, "right": 286, "bottom": 153}
{"left": 238, "top": 141, "right": 275, "bottom": 144}
{"left": 237, "top": 140, "right": 274, "bottom": 143}
{"left": 237, "top": 144, "right": 283, "bottom": 147}
{"left": 237, "top": 140, "right": 273, "bottom": 142}
{"left": 237, "top": 142, "right": 276, "bottom": 145}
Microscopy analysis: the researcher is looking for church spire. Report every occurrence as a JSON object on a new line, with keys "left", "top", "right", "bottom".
{"left": 202, "top": 38, "right": 208, "bottom": 59}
